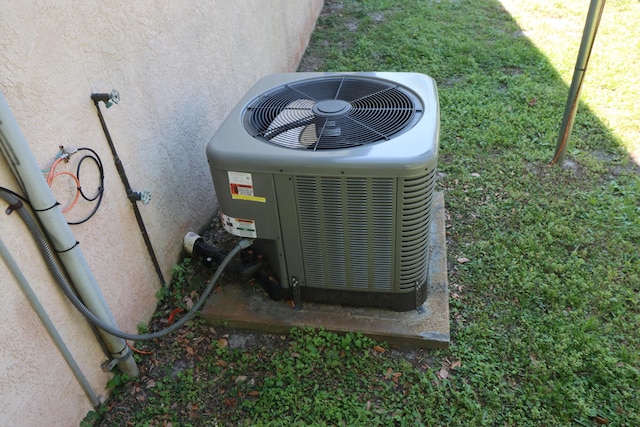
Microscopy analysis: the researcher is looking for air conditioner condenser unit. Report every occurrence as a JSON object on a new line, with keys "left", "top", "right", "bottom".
{"left": 206, "top": 72, "right": 439, "bottom": 311}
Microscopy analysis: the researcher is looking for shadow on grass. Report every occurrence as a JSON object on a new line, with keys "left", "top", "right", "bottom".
{"left": 295, "top": 0, "right": 640, "bottom": 425}
{"left": 299, "top": 0, "right": 639, "bottom": 172}
{"left": 90, "top": 1, "right": 639, "bottom": 426}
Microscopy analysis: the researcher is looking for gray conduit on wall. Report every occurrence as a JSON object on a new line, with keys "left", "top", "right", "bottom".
{"left": 0, "top": 90, "right": 138, "bottom": 376}
{"left": 7, "top": 188, "right": 250, "bottom": 340}
{"left": 0, "top": 234, "right": 100, "bottom": 408}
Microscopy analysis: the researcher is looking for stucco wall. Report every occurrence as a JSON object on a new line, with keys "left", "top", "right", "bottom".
{"left": 0, "top": 1, "right": 322, "bottom": 425}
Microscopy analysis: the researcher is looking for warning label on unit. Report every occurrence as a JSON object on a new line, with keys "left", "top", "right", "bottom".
{"left": 220, "top": 212, "right": 257, "bottom": 238}
{"left": 228, "top": 171, "right": 266, "bottom": 202}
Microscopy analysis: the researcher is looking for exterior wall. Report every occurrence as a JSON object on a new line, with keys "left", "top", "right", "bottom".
{"left": 0, "top": 1, "right": 322, "bottom": 425}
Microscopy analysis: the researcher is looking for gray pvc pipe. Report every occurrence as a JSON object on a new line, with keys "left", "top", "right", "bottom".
{"left": 0, "top": 90, "right": 138, "bottom": 376}
{"left": 0, "top": 237, "right": 101, "bottom": 408}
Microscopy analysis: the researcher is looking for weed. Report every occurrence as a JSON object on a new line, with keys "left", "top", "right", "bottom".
{"left": 88, "top": 0, "right": 640, "bottom": 425}
{"left": 105, "top": 372, "right": 131, "bottom": 392}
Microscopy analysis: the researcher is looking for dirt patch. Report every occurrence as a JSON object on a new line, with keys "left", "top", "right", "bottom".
{"left": 441, "top": 75, "right": 466, "bottom": 87}
{"left": 370, "top": 11, "right": 385, "bottom": 22}
{"left": 322, "top": 0, "right": 344, "bottom": 17}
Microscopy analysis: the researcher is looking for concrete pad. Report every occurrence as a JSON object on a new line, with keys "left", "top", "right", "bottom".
{"left": 202, "top": 192, "right": 449, "bottom": 348}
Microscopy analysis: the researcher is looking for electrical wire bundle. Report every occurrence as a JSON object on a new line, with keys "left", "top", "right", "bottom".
{"left": 43, "top": 147, "right": 104, "bottom": 225}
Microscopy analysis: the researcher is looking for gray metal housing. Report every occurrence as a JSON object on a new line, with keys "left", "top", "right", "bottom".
{"left": 206, "top": 72, "right": 439, "bottom": 311}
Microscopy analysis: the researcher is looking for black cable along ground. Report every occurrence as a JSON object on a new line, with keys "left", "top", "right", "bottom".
{"left": 1, "top": 187, "right": 252, "bottom": 341}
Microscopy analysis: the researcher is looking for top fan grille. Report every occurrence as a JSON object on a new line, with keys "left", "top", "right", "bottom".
{"left": 243, "top": 76, "right": 423, "bottom": 150}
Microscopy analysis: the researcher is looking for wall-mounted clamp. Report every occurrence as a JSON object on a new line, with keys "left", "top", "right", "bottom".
{"left": 127, "top": 189, "right": 151, "bottom": 205}
{"left": 90, "top": 90, "right": 120, "bottom": 108}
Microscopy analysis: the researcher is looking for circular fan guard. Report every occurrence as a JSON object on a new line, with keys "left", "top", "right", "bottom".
{"left": 243, "top": 76, "right": 423, "bottom": 150}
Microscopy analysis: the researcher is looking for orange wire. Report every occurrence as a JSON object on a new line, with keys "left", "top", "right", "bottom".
{"left": 47, "top": 157, "right": 65, "bottom": 184}
{"left": 48, "top": 171, "right": 81, "bottom": 212}
{"left": 46, "top": 156, "right": 81, "bottom": 213}
{"left": 127, "top": 341, "right": 153, "bottom": 355}
{"left": 167, "top": 307, "right": 184, "bottom": 326}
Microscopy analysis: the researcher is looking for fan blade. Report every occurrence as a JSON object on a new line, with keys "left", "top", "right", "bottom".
{"left": 263, "top": 116, "right": 314, "bottom": 140}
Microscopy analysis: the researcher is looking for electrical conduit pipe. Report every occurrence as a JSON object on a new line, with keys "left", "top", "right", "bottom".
{"left": 2, "top": 188, "right": 251, "bottom": 343}
{"left": 0, "top": 91, "right": 138, "bottom": 376}
{"left": 0, "top": 233, "right": 100, "bottom": 408}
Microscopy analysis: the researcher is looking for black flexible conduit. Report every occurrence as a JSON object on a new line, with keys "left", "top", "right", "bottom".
{"left": 1, "top": 188, "right": 252, "bottom": 341}
{"left": 91, "top": 96, "right": 166, "bottom": 286}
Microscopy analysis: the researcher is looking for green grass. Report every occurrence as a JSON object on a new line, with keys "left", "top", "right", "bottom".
{"left": 501, "top": 0, "right": 640, "bottom": 158}
{"left": 87, "top": 0, "right": 639, "bottom": 425}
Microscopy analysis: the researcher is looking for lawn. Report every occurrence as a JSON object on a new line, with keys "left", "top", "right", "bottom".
{"left": 86, "top": 0, "right": 640, "bottom": 425}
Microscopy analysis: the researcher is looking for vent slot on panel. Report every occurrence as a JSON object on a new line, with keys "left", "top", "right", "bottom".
{"left": 399, "top": 169, "right": 437, "bottom": 290}
{"left": 295, "top": 176, "right": 396, "bottom": 291}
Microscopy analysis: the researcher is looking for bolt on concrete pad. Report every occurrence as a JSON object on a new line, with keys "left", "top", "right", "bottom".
{"left": 202, "top": 192, "right": 449, "bottom": 349}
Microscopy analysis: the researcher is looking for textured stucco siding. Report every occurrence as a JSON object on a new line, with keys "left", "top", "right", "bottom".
{"left": 0, "top": 1, "right": 322, "bottom": 425}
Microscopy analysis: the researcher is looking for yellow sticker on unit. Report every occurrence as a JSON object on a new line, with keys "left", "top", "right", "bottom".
{"left": 228, "top": 171, "right": 266, "bottom": 203}
{"left": 231, "top": 194, "right": 267, "bottom": 202}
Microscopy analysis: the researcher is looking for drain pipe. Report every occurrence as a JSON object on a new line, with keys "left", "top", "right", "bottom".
{"left": 0, "top": 91, "right": 138, "bottom": 376}
{"left": 0, "top": 235, "right": 100, "bottom": 408}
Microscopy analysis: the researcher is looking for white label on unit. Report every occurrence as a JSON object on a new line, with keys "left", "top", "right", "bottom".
{"left": 228, "top": 171, "right": 253, "bottom": 186}
{"left": 220, "top": 212, "right": 257, "bottom": 238}
{"left": 228, "top": 171, "right": 266, "bottom": 202}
